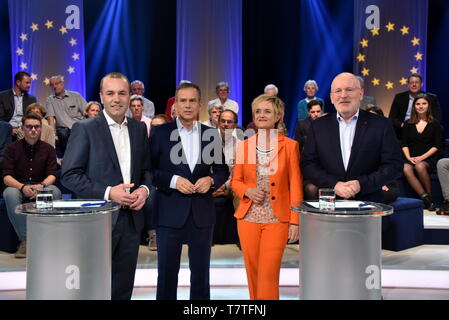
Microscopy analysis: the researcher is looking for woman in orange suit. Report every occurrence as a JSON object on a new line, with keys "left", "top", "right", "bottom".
{"left": 231, "top": 94, "right": 303, "bottom": 300}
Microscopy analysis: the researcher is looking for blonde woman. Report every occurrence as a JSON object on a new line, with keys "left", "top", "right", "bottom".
{"left": 231, "top": 94, "right": 303, "bottom": 300}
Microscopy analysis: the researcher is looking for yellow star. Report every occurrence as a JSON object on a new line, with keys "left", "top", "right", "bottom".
{"left": 386, "top": 22, "right": 395, "bottom": 32}
{"left": 43, "top": 77, "right": 50, "bottom": 86}
{"left": 44, "top": 20, "right": 54, "bottom": 29}
{"left": 411, "top": 37, "right": 420, "bottom": 46}
{"left": 356, "top": 53, "right": 366, "bottom": 62}
{"left": 20, "top": 33, "right": 28, "bottom": 41}
{"left": 370, "top": 28, "right": 380, "bottom": 36}
{"left": 30, "top": 73, "right": 38, "bottom": 81}
{"left": 372, "top": 78, "right": 380, "bottom": 86}
{"left": 399, "top": 77, "right": 408, "bottom": 86}
{"left": 360, "top": 39, "right": 369, "bottom": 48}
{"left": 385, "top": 81, "right": 394, "bottom": 90}
{"left": 361, "top": 68, "right": 370, "bottom": 76}
{"left": 400, "top": 26, "right": 409, "bottom": 35}
{"left": 67, "top": 66, "right": 75, "bottom": 74}
{"left": 414, "top": 52, "right": 423, "bottom": 61}
{"left": 16, "top": 48, "right": 24, "bottom": 56}
{"left": 20, "top": 62, "right": 28, "bottom": 70}
{"left": 410, "top": 67, "right": 419, "bottom": 74}
{"left": 30, "top": 23, "right": 39, "bottom": 32}
{"left": 69, "top": 38, "right": 77, "bottom": 46}
{"left": 59, "top": 26, "right": 68, "bottom": 35}
{"left": 72, "top": 53, "right": 80, "bottom": 61}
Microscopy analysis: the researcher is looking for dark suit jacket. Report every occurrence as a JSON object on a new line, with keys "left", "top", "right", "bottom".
{"left": 301, "top": 110, "right": 403, "bottom": 202}
{"left": 294, "top": 117, "right": 312, "bottom": 152}
{"left": 0, "top": 89, "right": 37, "bottom": 122}
{"left": 61, "top": 112, "right": 152, "bottom": 228}
{"left": 150, "top": 120, "right": 229, "bottom": 229}
{"left": 389, "top": 91, "right": 441, "bottom": 137}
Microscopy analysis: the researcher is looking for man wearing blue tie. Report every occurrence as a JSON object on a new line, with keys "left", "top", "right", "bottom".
{"left": 150, "top": 82, "right": 229, "bottom": 300}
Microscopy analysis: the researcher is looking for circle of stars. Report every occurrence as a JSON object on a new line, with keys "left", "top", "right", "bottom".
{"left": 356, "top": 21, "right": 423, "bottom": 90}
{"left": 16, "top": 19, "right": 80, "bottom": 86}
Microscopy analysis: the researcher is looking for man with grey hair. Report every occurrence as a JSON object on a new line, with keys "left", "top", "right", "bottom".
{"left": 357, "top": 76, "right": 377, "bottom": 110}
{"left": 201, "top": 104, "right": 223, "bottom": 128}
{"left": 264, "top": 84, "right": 278, "bottom": 96}
{"left": 297, "top": 79, "right": 325, "bottom": 120}
{"left": 208, "top": 81, "right": 239, "bottom": 114}
{"left": 45, "top": 75, "right": 87, "bottom": 158}
{"left": 126, "top": 80, "right": 155, "bottom": 119}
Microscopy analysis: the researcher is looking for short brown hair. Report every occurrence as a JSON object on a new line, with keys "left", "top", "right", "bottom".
{"left": 25, "top": 103, "right": 46, "bottom": 118}
{"left": 175, "top": 82, "right": 201, "bottom": 101}
{"left": 21, "top": 113, "right": 42, "bottom": 125}
{"left": 99, "top": 72, "right": 130, "bottom": 92}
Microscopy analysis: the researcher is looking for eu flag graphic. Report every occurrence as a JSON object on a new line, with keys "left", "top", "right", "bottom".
{"left": 8, "top": 0, "right": 86, "bottom": 102}
{"left": 353, "top": 0, "right": 428, "bottom": 115}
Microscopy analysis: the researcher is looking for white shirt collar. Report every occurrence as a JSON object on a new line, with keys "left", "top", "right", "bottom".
{"left": 176, "top": 117, "right": 199, "bottom": 132}
{"left": 103, "top": 110, "right": 128, "bottom": 127}
{"left": 337, "top": 109, "right": 360, "bottom": 123}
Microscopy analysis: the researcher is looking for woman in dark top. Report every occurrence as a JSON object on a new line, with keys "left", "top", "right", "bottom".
{"left": 402, "top": 93, "right": 443, "bottom": 210}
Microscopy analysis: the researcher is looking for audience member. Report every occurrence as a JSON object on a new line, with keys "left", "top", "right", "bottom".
{"left": 401, "top": 93, "right": 443, "bottom": 211}
{"left": 389, "top": 73, "right": 441, "bottom": 140}
{"left": 208, "top": 81, "right": 239, "bottom": 114}
{"left": 126, "top": 80, "right": 155, "bottom": 119}
{"left": 301, "top": 72, "right": 402, "bottom": 202}
{"left": 297, "top": 80, "right": 325, "bottom": 120}
{"left": 84, "top": 101, "right": 102, "bottom": 118}
{"left": 17, "top": 103, "right": 55, "bottom": 148}
{"left": 0, "top": 121, "right": 12, "bottom": 192}
{"left": 130, "top": 95, "right": 152, "bottom": 136}
{"left": 437, "top": 158, "right": 449, "bottom": 215}
{"left": 264, "top": 84, "right": 278, "bottom": 96}
{"left": 61, "top": 72, "right": 152, "bottom": 300}
{"left": 150, "top": 82, "right": 229, "bottom": 300}
{"left": 45, "top": 75, "right": 87, "bottom": 158}
{"left": 231, "top": 94, "right": 302, "bottom": 300}
{"left": 202, "top": 104, "right": 223, "bottom": 128}
{"left": 3, "top": 114, "right": 61, "bottom": 258}
{"left": 358, "top": 76, "right": 377, "bottom": 110}
{"left": 0, "top": 71, "right": 37, "bottom": 137}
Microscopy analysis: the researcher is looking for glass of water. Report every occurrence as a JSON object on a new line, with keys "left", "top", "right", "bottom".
{"left": 319, "top": 188, "right": 335, "bottom": 211}
{"left": 36, "top": 188, "right": 54, "bottom": 210}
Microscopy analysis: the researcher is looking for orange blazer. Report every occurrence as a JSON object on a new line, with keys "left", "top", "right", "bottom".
{"left": 231, "top": 133, "right": 303, "bottom": 225}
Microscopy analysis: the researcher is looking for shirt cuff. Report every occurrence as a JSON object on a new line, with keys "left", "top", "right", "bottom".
{"left": 139, "top": 185, "right": 150, "bottom": 198}
{"left": 170, "top": 175, "right": 180, "bottom": 189}
{"left": 104, "top": 186, "right": 111, "bottom": 201}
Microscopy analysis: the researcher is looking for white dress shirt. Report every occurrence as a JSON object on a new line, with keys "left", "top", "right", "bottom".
{"left": 207, "top": 98, "right": 239, "bottom": 114}
{"left": 337, "top": 110, "right": 359, "bottom": 171}
{"left": 169, "top": 118, "right": 201, "bottom": 189}
{"left": 10, "top": 89, "right": 24, "bottom": 128}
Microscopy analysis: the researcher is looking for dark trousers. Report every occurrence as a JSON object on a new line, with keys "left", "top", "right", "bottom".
{"left": 111, "top": 210, "right": 142, "bottom": 300}
{"left": 56, "top": 127, "right": 71, "bottom": 158}
{"left": 156, "top": 212, "right": 214, "bottom": 300}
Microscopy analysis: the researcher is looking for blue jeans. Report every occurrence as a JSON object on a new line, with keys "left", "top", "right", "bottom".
{"left": 3, "top": 185, "right": 62, "bottom": 241}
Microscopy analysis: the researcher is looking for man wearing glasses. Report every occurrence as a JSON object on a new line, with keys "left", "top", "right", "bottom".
{"left": 301, "top": 72, "right": 402, "bottom": 202}
{"left": 2, "top": 114, "right": 61, "bottom": 258}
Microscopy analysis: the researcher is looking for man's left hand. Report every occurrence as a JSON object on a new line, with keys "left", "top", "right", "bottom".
{"left": 194, "top": 177, "right": 213, "bottom": 194}
{"left": 129, "top": 187, "right": 148, "bottom": 211}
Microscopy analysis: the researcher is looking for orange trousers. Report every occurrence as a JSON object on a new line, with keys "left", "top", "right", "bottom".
{"left": 237, "top": 219, "right": 289, "bottom": 300}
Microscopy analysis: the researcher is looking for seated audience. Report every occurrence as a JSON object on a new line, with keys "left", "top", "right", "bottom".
{"left": 3, "top": 114, "right": 61, "bottom": 258}
{"left": 401, "top": 93, "right": 443, "bottom": 211}
{"left": 84, "top": 101, "right": 102, "bottom": 118}
{"left": 17, "top": 103, "right": 55, "bottom": 148}
{"left": 297, "top": 80, "right": 325, "bottom": 120}
{"left": 264, "top": 84, "right": 278, "bottom": 96}
{"left": 208, "top": 81, "right": 239, "bottom": 114}
{"left": 130, "top": 95, "right": 152, "bottom": 136}
{"left": 358, "top": 76, "right": 377, "bottom": 110}
{"left": 437, "top": 158, "right": 449, "bottom": 215}
{"left": 202, "top": 104, "right": 223, "bottom": 128}
{"left": 0, "top": 121, "right": 12, "bottom": 192}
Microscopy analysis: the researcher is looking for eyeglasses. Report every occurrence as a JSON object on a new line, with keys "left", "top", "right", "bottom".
{"left": 331, "top": 87, "right": 360, "bottom": 96}
{"left": 220, "top": 119, "right": 235, "bottom": 124}
{"left": 24, "top": 124, "right": 41, "bottom": 131}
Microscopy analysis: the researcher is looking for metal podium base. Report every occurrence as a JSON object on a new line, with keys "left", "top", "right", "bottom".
{"left": 300, "top": 214, "right": 382, "bottom": 300}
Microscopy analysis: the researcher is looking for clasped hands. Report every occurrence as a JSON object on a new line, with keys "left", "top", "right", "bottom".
{"left": 21, "top": 184, "right": 45, "bottom": 200}
{"left": 109, "top": 183, "right": 148, "bottom": 211}
{"left": 176, "top": 176, "right": 213, "bottom": 194}
{"left": 334, "top": 180, "right": 360, "bottom": 199}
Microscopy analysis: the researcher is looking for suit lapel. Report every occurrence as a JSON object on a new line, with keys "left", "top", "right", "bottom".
{"left": 346, "top": 111, "right": 368, "bottom": 173}
{"left": 98, "top": 113, "right": 121, "bottom": 172}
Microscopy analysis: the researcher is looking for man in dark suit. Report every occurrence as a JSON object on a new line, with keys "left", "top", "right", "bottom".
{"left": 301, "top": 72, "right": 403, "bottom": 202}
{"left": 389, "top": 73, "right": 441, "bottom": 139}
{"left": 150, "top": 82, "right": 229, "bottom": 300}
{"left": 0, "top": 72, "right": 37, "bottom": 137}
{"left": 61, "top": 72, "right": 151, "bottom": 300}
{"left": 294, "top": 99, "right": 324, "bottom": 152}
